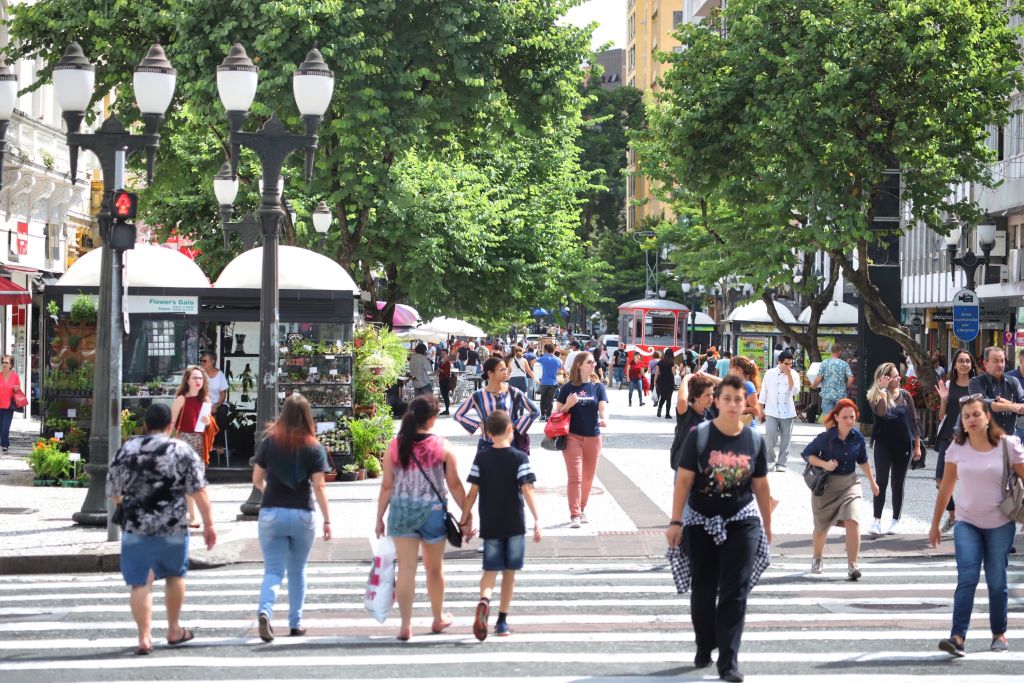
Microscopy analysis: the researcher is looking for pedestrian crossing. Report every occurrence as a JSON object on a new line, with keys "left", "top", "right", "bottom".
{"left": 1, "top": 557, "right": 1023, "bottom": 681}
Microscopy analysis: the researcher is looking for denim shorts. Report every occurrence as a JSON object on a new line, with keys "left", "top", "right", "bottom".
{"left": 483, "top": 535, "right": 526, "bottom": 571}
{"left": 120, "top": 532, "right": 189, "bottom": 586}
{"left": 391, "top": 504, "right": 447, "bottom": 544}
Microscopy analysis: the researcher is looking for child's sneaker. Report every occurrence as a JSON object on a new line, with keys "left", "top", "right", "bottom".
{"left": 473, "top": 599, "right": 490, "bottom": 642}
{"left": 494, "top": 621, "right": 510, "bottom": 636}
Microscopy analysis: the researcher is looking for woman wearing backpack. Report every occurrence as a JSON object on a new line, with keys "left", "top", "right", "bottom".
{"left": 666, "top": 374, "right": 773, "bottom": 682}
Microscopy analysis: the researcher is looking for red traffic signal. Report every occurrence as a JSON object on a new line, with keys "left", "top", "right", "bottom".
{"left": 112, "top": 190, "right": 138, "bottom": 220}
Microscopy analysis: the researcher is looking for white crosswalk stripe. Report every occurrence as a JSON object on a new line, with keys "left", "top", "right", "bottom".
{"left": 1, "top": 556, "right": 1021, "bottom": 681}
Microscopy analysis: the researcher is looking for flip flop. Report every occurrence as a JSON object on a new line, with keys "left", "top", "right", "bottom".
{"left": 134, "top": 644, "right": 152, "bottom": 656}
{"left": 167, "top": 627, "right": 195, "bottom": 646}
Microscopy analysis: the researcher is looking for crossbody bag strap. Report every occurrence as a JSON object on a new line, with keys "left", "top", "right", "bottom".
{"left": 410, "top": 444, "right": 446, "bottom": 505}
{"left": 1003, "top": 436, "right": 1012, "bottom": 494}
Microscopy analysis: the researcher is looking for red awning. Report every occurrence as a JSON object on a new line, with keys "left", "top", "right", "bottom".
{"left": 0, "top": 278, "right": 31, "bottom": 305}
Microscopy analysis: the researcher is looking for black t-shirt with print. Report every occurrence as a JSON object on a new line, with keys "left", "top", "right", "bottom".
{"left": 678, "top": 421, "right": 768, "bottom": 518}
{"left": 467, "top": 446, "right": 536, "bottom": 539}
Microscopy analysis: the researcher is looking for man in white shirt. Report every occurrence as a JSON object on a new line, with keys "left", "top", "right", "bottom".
{"left": 199, "top": 352, "right": 229, "bottom": 457}
{"left": 563, "top": 340, "right": 582, "bottom": 372}
{"left": 758, "top": 349, "right": 800, "bottom": 472}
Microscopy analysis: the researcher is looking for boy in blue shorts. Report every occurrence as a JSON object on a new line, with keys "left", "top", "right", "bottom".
{"left": 461, "top": 409, "right": 541, "bottom": 640}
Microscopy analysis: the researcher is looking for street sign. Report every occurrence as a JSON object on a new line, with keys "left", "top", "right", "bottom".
{"left": 1016, "top": 329, "right": 1024, "bottom": 347}
{"left": 1004, "top": 331, "right": 1015, "bottom": 346}
{"left": 952, "top": 288, "right": 980, "bottom": 342}
{"left": 909, "top": 315, "right": 924, "bottom": 331}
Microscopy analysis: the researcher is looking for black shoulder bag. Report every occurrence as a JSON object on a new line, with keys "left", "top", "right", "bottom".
{"left": 410, "top": 452, "right": 463, "bottom": 548}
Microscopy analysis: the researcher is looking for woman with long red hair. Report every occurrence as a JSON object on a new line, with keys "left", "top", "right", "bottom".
{"left": 251, "top": 394, "right": 332, "bottom": 642}
{"left": 800, "top": 398, "right": 880, "bottom": 580}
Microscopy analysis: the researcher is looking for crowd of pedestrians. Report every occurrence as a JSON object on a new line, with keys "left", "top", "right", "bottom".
{"left": 104, "top": 332, "right": 1024, "bottom": 674}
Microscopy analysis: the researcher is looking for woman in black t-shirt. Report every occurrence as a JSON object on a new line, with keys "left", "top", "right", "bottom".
{"left": 251, "top": 394, "right": 332, "bottom": 642}
{"left": 669, "top": 374, "right": 715, "bottom": 470}
{"left": 666, "top": 374, "right": 773, "bottom": 682}
{"left": 933, "top": 349, "right": 977, "bottom": 534}
{"left": 555, "top": 352, "right": 609, "bottom": 529}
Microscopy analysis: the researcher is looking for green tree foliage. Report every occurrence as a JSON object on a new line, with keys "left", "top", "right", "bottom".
{"left": 635, "top": 0, "right": 1023, "bottom": 380}
{"left": 5, "top": 0, "right": 598, "bottom": 323}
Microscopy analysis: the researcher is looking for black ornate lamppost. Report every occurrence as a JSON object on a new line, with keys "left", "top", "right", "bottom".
{"left": 943, "top": 216, "right": 997, "bottom": 292}
{"left": 45, "top": 43, "right": 176, "bottom": 530}
{"left": 214, "top": 43, "right": 334, "bottom": 515}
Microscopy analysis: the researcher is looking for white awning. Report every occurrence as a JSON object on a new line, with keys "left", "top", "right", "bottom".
{"left": 55, "top": 243, "right": 211, "bottom": 288}
{"left": 726, "top": 299, "right": 797, "bottom": 324}
{"left": 798, "top": 300, "right": 858, "bottom": 326}
{"left": 214, "top": 246, "right": 358, "bottom": 292}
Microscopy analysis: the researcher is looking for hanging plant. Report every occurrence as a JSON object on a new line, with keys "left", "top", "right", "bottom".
{"left": 69, "top": 293, "right": 97, "bottom": 325}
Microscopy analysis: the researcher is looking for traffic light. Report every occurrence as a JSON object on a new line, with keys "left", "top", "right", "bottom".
{"left": 109, "top": 190, "right": 138, "bottom": 250}
{"left": 112, "top": 190, "right": 138, "bottom": 220}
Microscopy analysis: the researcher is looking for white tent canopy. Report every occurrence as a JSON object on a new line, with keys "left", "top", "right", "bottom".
{"left": 726, "top": 299, "right": 798, "bottom": 325}
{"left": 798, "top": 300, "right": 859, "bottom": 326}
{"left": 55, "top": 243, "right": 211, "bottom": 288}
{"left": 214, "top": 245, "right": 358, "bottom": 292}
{"left": 395, "top": 328, "right": 443, "bottom": 344}
{"left": 423, "top": 316, "right": 486, "bottom": 338}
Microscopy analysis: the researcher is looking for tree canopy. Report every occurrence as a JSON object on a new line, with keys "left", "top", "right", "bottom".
{"left": 6, "top": 0, "right": 601, "bottom": 326}
{"left": 635, "top": 0, "right": 1023, "bottom": 375}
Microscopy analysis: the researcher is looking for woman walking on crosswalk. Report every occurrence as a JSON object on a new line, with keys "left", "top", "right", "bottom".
{"left": 251, "top": 394, "right": 332, "bottom": 642}
{"left": 930, "top": 396, "right": 1024, "bottom": 656}
{"left": 800, "top": 399, "right": 879, "bottom": 580}
{"left": 666, "top": 374, "right": 774, "bottom": 682}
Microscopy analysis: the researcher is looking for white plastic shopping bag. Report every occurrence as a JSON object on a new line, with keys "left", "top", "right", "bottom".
{"left": 364, "top": 536, "right": 397, "bottom": 623}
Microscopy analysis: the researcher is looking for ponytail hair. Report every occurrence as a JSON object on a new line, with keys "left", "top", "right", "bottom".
{"left": 397, "top": 393, "right": 440, "bottom": 468}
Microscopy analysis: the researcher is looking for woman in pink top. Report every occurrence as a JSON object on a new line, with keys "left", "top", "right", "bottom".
{"left": 0, "top": 355, "right": 19, "bottom": 453}
{"left": 930, "top": 395, "right": 1024, "bottom": 657}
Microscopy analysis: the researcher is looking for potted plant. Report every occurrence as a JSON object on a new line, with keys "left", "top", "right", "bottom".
{"left": 347, "top": 413, "right": 394, "bottom": 465}
{"left": 122, "top": 383, "right": 139, "bottom": 397}
{"left": 69, "top": 293, "right": 97, "bottom": 326}
{"left": 324, "top": 468, "right": 337, "bottom": 483}
{"left": 46, "top": 299, "right": 60, "bottom": 322}
{"left": 238, "top": 363, "right": 255, "bottom": 402}
{"left": 364, "top": 454, "right": 381, "bottom": 479}
{"left": 120, "top": 409, "right": 138, "bottom": 442}
{"left": 28, "top": 438, "right": 70, "bottom": 486}
{"left": 353, "top": 325, "right": 406, "bottom": 415}
{"left": 339, "top": 463, "right": 359, "bottom": 481}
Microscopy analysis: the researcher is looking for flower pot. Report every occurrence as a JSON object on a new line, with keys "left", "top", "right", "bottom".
{"left": 32, "top": 478, "right": 57, "bottom": 487}
{"left": 59, "top": 479, "right": 87, "bottom": 488}
{"left": 339, "top": 471, "right": 358, "bottom": 482}
{"left": 356, "top": 468, "right": 367, "bottom": 481}
{"left": 366, "top": 468, "right": 380, "bottom": 479}
{"left": 324, "top": 471, "right": 338, "bottom": 483}
{"left": 354, "top": 404, "right": 377, "bottom": 418}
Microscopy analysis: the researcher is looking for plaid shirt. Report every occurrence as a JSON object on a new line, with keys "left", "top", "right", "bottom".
{"left": 667, "top": 500, "right": 770, "bottom": 594}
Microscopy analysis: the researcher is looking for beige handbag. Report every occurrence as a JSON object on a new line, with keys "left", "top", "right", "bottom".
{"left": 999, "top": 437, "right": 1024, "bottom": 524}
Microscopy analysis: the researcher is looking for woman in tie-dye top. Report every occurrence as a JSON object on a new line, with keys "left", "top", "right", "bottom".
{"left": 375, "top": 394, "right": 471, "bottom": 642}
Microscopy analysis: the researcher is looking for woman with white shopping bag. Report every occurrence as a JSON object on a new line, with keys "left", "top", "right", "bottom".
{"left": 375, "top": 393, "right": 471, "bottom": 641}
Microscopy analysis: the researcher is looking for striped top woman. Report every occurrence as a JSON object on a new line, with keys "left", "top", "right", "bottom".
{"left": 454, "top": 357, "right": 539, "bottom": 454}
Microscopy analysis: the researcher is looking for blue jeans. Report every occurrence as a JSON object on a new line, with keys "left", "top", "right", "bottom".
{"left": 628, "top": 379, "right": 643, "bottom": 404}
{"left": 613, "top": 366, "right": 625, "bottom": 386}
{"left": 951, "top": 520, "right": 1015, "bottom": 640}
{"left": 1015, "top": 427, "right": 1024, "bottom": 444}
{"left": 257, "top": 507, "right": 317, "bottom": 629}
{"left": 0, "top": 407, "right": 14, "bottom": 448}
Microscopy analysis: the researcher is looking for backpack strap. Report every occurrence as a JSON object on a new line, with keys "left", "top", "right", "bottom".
{"left": 695, "top": 420, "right": 712, "bottom": 455}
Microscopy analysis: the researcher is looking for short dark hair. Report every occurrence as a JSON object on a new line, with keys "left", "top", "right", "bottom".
{"left": 570, "top": 340, "right": 581, "bottom": 349}
{"left": 544, "top": 343, "right": 555, "bottom": 354}
{"left": 716, "top": 373, "right": 746, "bottom": 396}
{"left": 485, "top": 409, "right": 512, "bottom": 438}
{"left": 415, "top": 343, "right": 427, "bottom": 354}
{"left": 144, "top": 403, "right": 172, "bottom": 432}
{"left": 688, "top": 375, "right": 714, "bottom": 402}
{"left": 723, "top": 350, "right": 732, "bottom": 358}
{"left": 778, "top": 349, "right": 795, "bottom": 362}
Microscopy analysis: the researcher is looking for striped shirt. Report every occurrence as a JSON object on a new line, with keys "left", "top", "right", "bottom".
{"left": 454, "top": 386, "right": 539, "bottom": 443}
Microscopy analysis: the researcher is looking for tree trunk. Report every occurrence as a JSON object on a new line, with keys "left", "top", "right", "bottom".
{"left": 832, "top": 244, "right": 938, "bottom": 399}
{"left": 759, "top": 258, "right": 841, "bottom": 364}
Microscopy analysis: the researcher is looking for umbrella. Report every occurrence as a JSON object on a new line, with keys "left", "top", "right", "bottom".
{"left": 376, "top": 301, "right": 420, "bottom": 328}
{"left": 395, "top": 328, "right": 442, "bottom": 344}
{"left": 532, "top": 308, "right": 549, "bottom": 317}
{"left": 424, "top": 316, "right": 486, "bottom": 338}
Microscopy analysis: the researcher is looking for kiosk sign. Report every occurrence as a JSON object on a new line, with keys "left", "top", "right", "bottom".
{"left": 952, "top": 288, "right": 980, "bottom": 342}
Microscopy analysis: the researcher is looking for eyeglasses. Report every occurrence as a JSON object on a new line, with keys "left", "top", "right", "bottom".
{"left": 583, "top": 360, "right": 596, "bottom": 364}
{"left": 959, "top": 393, "right": 986, "bottom": 405}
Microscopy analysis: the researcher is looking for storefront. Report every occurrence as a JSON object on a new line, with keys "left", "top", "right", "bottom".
{"left": 724, "top": 300, "right": 799, "bottom": 372}
{"left": 797, "top": 301, "right": 859, "bottom": 360}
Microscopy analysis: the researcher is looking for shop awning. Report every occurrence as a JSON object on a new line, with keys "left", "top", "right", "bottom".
{"left": 0, "top": 278, "right": 31, "bottom": 305}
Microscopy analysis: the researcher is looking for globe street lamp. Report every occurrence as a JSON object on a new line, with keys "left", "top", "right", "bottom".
{"left": 47, "top": 42, "right": 175, "bottom": 529}
{"left": 312, "top": 200, "right": 332, "bottom": 247}
{"left": 215, "top": 43, "right": 333, "bottom": 516}
{"left": 944, "top": 217, "right": 997, "bottom": 292}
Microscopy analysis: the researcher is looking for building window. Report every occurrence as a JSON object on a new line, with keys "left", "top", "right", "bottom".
{"left": 45, "top": 223, "right": 61, "bottom": 262}
{"left": 673, "top": 11, "right": 684, "bottom": 28}
{"left": 628, "top": 14, "right": 635, "bottom": 40}
{"left": 628, "top": 46, "right": 635, "bottom": 73}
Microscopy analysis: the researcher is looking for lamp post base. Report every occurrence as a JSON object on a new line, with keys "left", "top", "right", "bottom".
{"left": 239, "top": 484, "right": 263, "bottom": 517}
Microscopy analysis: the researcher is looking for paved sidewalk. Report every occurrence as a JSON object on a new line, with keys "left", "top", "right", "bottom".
{"left": 0, "top": 390, "right": 959, "bottom": 574}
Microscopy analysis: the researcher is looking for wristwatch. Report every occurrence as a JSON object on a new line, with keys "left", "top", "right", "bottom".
{"left": 668, "top": 520, "right": 682, "bottom": 527}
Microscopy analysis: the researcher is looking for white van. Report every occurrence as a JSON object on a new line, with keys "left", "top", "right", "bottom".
{"left": 599, "top": 334, "right": 620, "bottom": 350}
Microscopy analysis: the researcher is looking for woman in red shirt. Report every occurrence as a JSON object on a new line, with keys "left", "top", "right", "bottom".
{"left": 0, "top": 355, "right": 20, "bottom": 453}
{"left": 627, "top": 355, "right": 645, "bottom": 407}
{"left": 171, "top": 365, "right": 212, "bottom": 527}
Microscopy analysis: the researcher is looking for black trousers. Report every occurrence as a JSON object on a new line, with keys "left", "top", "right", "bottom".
{"left": 873, "top": 438, "right": 912, "bottom": 519}
{"left": 656, "top": 383, "right": 674, "bottom": 416}
{"left": 539, "top": 385, "right": 558, "bottom": 419}
{"left": 686, "top": 516, "right": 760, "bottom": 674}
{"left": 439, "top": 380, "right": 451, "bottom": 411}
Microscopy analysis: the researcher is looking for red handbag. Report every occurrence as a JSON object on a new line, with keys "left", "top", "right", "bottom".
{"left": 544, "top": 411, "right": 570, "bottom": 439}
{"left": 12, "top": 386, "right": 27, "bottom": 409}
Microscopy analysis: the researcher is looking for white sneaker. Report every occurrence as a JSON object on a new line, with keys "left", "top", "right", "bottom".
{"left": 869, "top": 519, "right": 882, "bottom": 535}
{"left": 570, "top": 516, "right": 582, "bottom": 529}
{"left": 810, "top": 557, "right": 823, "bottom": 575}
{"left": 579, "top": 512, "right": 589, "bottom": 524}
{"left": 887, "top": 518, "right": 902, "bottom": 535}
